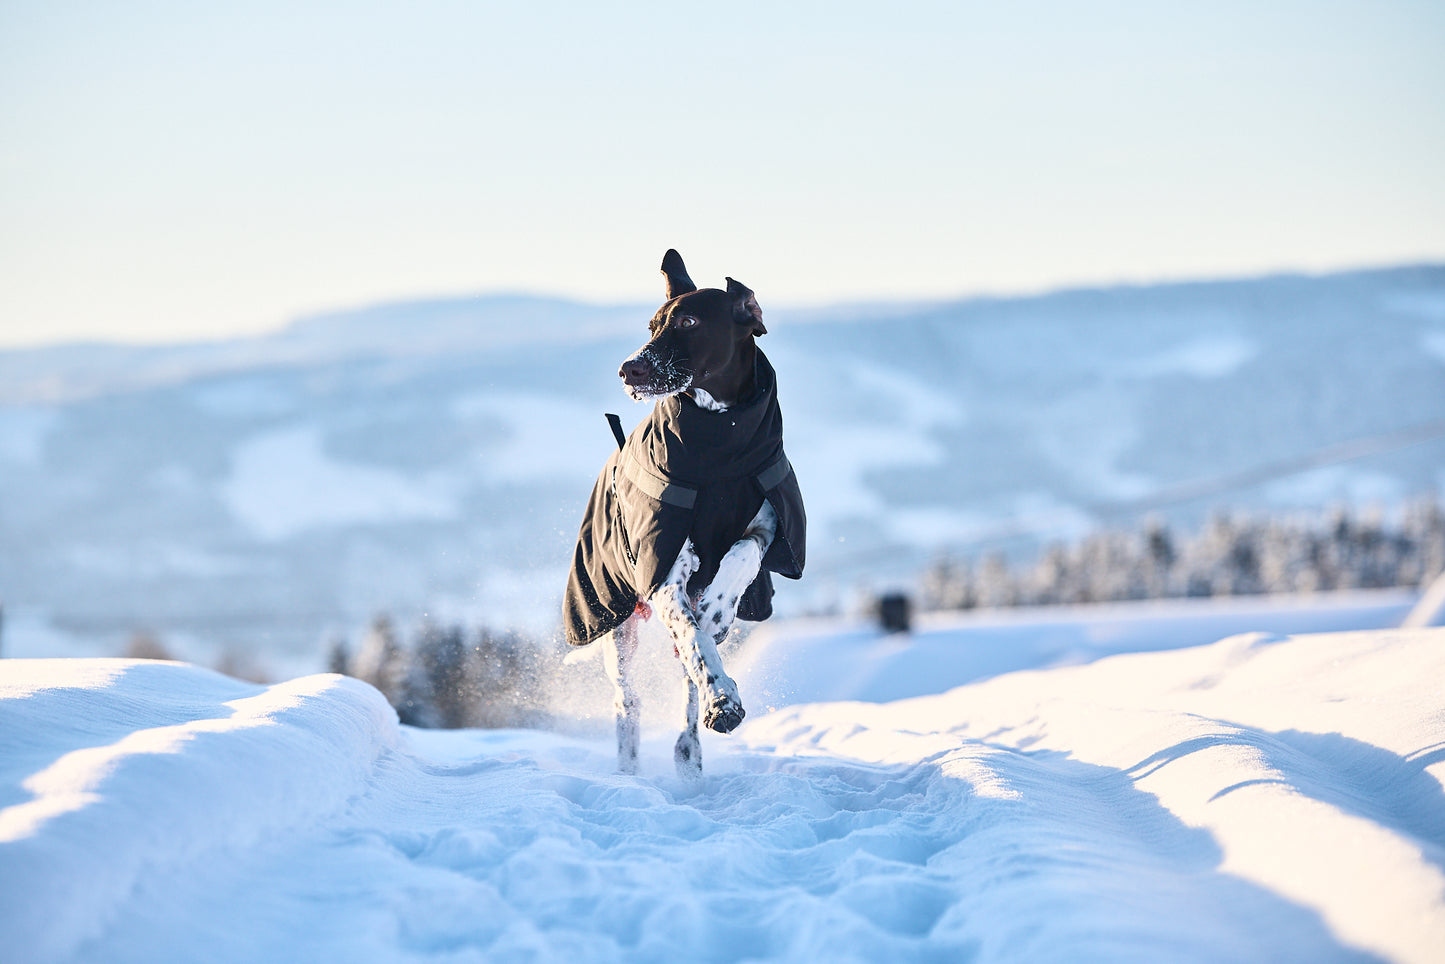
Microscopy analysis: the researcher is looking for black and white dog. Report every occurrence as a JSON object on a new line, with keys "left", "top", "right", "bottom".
{"left": 563, "top": 250, "right": 805, "bottom": 777}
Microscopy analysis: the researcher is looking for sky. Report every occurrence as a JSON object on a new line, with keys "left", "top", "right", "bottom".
{"left": 1, "top": 1, "right": 1443, "bottom": 348}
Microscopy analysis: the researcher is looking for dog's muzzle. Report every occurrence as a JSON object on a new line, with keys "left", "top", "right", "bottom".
{"left": 619, "top": 348, "right": 691, "bottom": 401}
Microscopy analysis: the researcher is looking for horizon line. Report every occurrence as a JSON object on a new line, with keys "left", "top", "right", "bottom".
{"left": 4, "top": 258, "right": 1442, "bottom": 354}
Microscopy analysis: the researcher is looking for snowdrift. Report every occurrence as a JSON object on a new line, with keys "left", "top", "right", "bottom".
{"left": 2, "top": 627, "right": 1444, "bottom": 963}
{"left": 0, "top": 664, "right": 399, "bottom": 962}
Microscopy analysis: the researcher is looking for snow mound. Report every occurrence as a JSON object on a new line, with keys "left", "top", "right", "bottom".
{"left": 0, "top": 661, "right": 399, "bottom": 963}
{"left": 2, "top": 629, "right": 1443, "bottom": 963}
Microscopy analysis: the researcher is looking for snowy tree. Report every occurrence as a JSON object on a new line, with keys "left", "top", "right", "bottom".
{"left": 351, "top": 615, "right": 407, "bottom": 707}
{"left": 975, "top": 553, "right": 1017, "bottom": 609}
{"left": 332, "top": 615, "right": 557, "bottom": 730}
{"left": 123, "top": 631, "right": 173, "bottom": 661}
{"left": 1142, "top": 516, "right": 1175, "bottom": 598}
{"left": 325, "top": 635, "right": 350, "bottom": 676}
{"left": 393, "top": 649, "right": 439, "bottom": 729}
{"left": 920, "top": 556, "right": 976, "bottom": 610}
{"left": 471, "top": 628, "right": 551, "bottom": 729}
{"left": 1402, "top": 496, "right": 1445, "bottom": 585}
{"left": 415, "top": 622, "right": 474, "bottom": 729}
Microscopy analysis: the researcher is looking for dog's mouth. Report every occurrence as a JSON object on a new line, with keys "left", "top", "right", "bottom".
{"left": 624, "top": 377, "right": 693, "bottom": 402}
{"left": 620, "top": 347, "right": 693, "bottom": 401}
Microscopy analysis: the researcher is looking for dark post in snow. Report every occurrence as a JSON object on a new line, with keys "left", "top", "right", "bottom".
{"left": 877, "top": 592, "right": 912, "bottom": 634}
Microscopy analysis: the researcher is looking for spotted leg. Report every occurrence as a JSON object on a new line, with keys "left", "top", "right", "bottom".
{"left": 695, "top": 500, "right": 778, "bottom": 647}
{"left": 650, "top": 541, "right": 745, "bottom": 735}
{"left": 602, "top": 616, "right": 641, "bottom": 774}
{"left": 674, "top": 674, "right": 702, "bottom": 780}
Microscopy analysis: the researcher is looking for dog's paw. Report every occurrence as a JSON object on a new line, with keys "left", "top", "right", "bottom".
{"left": 674, "top": 730, "right": 702, "bottom": 779}
{"left": 703, "top": 692, "right": 745, "bottom": 734}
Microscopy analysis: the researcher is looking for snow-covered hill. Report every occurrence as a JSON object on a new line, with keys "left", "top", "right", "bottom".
{"left": 3, "top": 622, "right": 1442, "bottom": 962}
{"left": 1, "top": 266, "right": 1443, "bottom": 672}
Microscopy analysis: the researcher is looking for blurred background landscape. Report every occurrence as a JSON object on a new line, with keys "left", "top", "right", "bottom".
{"left": 2, "top": 264, "right": 1442, "bottom": 695}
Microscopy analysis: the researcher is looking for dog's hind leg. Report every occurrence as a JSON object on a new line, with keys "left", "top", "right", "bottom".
{"left": 602, "top": 616, "right": 642, "bottom": 774}
{"left": 652, "top": 540, "right": 746, "bottom": 735}
{"left": 674, "top": 675, "right": 702, "bottom": 780}
{"left": 695, "top": 500, "right": 778, "bottom": 646}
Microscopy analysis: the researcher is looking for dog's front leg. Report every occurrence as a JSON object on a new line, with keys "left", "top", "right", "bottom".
{"left": 602, "top": 616, "right": 642, "bottom": 774}
{"left": 695, "top": 501, "right": 778, "bottom": 645}
{"left": 652, "top": 540, "right": 745, "bottom": 735}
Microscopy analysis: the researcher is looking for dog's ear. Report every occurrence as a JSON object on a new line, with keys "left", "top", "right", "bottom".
{"left": 726, "top": 277, "right": 766, "bottom": 336}
{"left": 660, "top": 249, "right": 697, "bottom": 299}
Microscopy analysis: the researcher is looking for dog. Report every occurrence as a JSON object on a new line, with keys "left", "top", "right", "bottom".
{"left": 562, "top": 250, "right": 806, "bottom": 777}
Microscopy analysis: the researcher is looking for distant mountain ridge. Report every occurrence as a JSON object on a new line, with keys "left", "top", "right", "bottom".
{"left": 8, "top": 263, "right": 1439, "bottom": 402}
{"left": 0, "top": 295, "right": 649, "bottom": 405}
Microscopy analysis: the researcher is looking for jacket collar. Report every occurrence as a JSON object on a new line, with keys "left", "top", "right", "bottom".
{"left": 640, "top": 351, "right": 783, "bottom": 485}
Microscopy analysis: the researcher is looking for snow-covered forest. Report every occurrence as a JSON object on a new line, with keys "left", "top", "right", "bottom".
{"left": 921, "top": 495, "right": 1445, "bottom": 610}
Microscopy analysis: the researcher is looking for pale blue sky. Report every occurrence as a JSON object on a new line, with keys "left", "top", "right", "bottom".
{"left": 2, "top": 1, "right": 1442, "bottom": 346}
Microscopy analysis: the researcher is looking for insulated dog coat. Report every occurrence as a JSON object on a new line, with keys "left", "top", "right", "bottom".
{"left": 563, "top": 351, "right": 806, "bottom": 647}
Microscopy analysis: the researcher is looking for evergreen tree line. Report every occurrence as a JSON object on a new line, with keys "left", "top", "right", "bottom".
{"left": 328, "top": 616, "right": 552, "bottom": 729}
{"left": 919, "top": 496, "right": 1445, "bottom": 611}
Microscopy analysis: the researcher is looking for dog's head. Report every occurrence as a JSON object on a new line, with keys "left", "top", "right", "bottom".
{"left": 618, "top": 249, "right": 767, "bottom": 407}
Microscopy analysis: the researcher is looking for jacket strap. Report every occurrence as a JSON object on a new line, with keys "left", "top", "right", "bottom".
{"left": 605, "top": 413, "right": 627, "bottom": 451}
{"left": 619, "top": 448, "right": 792, "bottom": 509}
{"left": 620, "top": 448, "right": 698, "bottom": 509}
{"left": 756, "top": 452, "right": 793, "bottom": 491}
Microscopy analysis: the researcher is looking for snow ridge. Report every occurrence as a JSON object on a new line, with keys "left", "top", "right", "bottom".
{"left": 0, "top": 661, "right": 399, "bottom": 963}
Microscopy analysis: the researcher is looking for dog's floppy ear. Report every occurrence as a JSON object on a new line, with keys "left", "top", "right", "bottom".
{"left": 726, "top": 277, "right": 766, "bottom": 336}
{"left": 660, "top": 249, "right": 697, "bottom": 299}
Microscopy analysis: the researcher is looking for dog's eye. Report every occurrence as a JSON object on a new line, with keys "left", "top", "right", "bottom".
{"left": 676, "top": 316, "right": 698, "bottom": 330}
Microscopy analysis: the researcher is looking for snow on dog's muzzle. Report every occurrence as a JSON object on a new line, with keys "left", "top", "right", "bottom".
{"left": 618, "top": 346, "right": 692, "bottom": 400}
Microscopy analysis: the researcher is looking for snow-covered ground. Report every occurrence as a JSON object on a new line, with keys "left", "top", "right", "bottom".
{"left": 4, "top": 617, "right": 1443, "bottom": 963}
{"left": 731, "top": 588, "right": 1419, "bottom": 706}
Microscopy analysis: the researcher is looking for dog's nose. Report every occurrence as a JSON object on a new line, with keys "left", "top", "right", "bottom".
{"left": 619, "top": 357, "right": 652, "bottom": 385}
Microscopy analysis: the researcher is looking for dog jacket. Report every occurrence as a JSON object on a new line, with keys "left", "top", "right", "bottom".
{"left": 563, "top": 351, "right": 806, "bottom": 647}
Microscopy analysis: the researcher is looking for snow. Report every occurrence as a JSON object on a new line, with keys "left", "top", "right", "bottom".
{"left": 3, "top": 618, "right": 1443, "bottom": 963}
{"left": 742, "top": 628, "right": 1445, "bottom": 964}
{"left": 451, "top": 392, "right": 621, "bottom": 486}
{"left": 1264, "top": 465, "right": 1408, "bottom": 507}
{"left": 0, "top": 406, "right": 56, "bottom": 467}
{"left": 773, "top": 356, "right": 965, "bottom": 536}
{"left": 0, "top": 664, "right": 400, "bottom": 962}
{"left": 731, "top": 589, "right": 1419, "bottom": 707}
{"left": 222, "top": 425, "right": 459, "bottom": 540}
{"left": 189, "top": 377, "right": 298, "bottom": 419}
{"left": 1423, "top": 330, "right": 1445, "bottom": 365}
{"left": 1118, "top": 332, "right": 1258, "bottom": 380}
